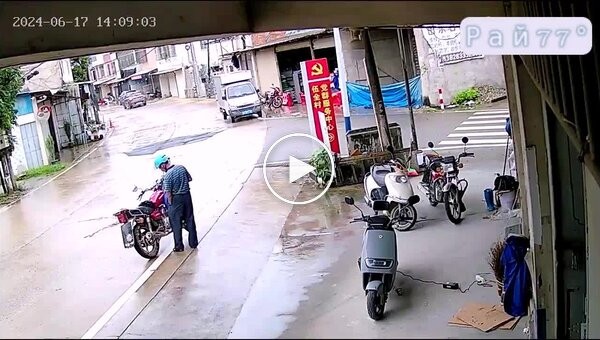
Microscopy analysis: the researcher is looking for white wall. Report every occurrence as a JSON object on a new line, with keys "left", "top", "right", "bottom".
{"left": 255, "top": 47, "right": 281, "bottom": 92}
{"left": 168, "top": 73, "right": 179, "bottom": 97}
{"left": 413, "top": 27, "right": 506, "bottom": 103}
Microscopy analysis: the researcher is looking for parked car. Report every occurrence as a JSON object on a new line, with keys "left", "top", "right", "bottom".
{"left": 122, "top": 92, "right": 147, "bottom": 109}
{"left": 118, "top": 90, "right": 138, "bottom": 105}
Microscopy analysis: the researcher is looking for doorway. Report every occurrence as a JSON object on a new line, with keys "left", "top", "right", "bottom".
{"left": 547, "top": 106, "right": 587, "bottom": 339}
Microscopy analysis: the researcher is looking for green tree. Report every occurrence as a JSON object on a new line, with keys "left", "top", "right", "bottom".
{"left": 0, "top": 67, "right": 24, "bottom": 194}
{"left": 71, "top": 56, "right": 90, "bottom": 82}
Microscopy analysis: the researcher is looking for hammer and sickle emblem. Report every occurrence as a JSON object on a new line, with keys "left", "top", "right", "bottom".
{"left": 310, "top": 63, "right": 324, "bottom": 76}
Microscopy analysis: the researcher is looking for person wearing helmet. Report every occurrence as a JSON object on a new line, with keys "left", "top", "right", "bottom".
{"left": 154, "top": 154, "right": 198, "bottom": 252}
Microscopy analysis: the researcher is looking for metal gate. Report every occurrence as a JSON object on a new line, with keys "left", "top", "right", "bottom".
{"left": 20, "top": 122, "right": 43, "bottom": 169}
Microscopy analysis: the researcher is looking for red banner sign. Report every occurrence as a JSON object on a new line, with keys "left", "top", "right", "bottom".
{"left": 300, "top": 58, "right": 340, "bottom": 154}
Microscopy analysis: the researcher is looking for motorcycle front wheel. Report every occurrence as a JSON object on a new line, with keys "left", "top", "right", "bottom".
{"left": 390, "top": 204, "right": 417, "bottom": 232}
{"left": 444, "top": 187, "right": 463, "bottom": 224}
{"left": 133, "top": 224, "right": 160, "bottom": 259}
{"left": 366, "top": 290, "right": 385, "bottom": 321}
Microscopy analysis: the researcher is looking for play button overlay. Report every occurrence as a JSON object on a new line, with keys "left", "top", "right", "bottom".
{"left": 289, "top": 156, "right": 315, "bottom": 183}
{"left": 263, "top": 133, "right": 335, "bottom": 205}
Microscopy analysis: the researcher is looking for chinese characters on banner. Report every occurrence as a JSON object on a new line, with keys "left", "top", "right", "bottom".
{"left": 299, "top": 58, "right": 341, "bottom": 154}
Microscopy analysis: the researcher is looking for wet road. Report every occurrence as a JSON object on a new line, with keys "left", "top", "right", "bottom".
{"left": 0, "top": 98, "right": 266, "bottom": 338}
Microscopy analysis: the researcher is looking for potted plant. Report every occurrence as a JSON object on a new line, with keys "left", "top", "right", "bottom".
{"left": 308, "top": 148, "right": 333, "bottom": 187}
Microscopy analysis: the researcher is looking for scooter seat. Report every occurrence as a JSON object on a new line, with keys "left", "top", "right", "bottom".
{"left": 370, "top": 165, "right": 393, "bottom": 187}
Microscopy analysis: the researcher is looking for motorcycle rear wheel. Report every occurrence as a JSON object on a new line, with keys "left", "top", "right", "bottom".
{"left": 271, "top": 95, "right": 283, "bottom": 108}
{"left": 366, "top": 290, "right": 385, "bottom": 320}
{"left": 133, "top": 224, "right": 160, "bottom": 259}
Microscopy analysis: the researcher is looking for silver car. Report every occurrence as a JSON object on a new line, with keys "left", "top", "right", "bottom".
{"left": 122, "top": 92, "right": 147, "bottom": 109}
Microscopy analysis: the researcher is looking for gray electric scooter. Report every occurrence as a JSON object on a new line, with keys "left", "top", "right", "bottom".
{"left": 345, "top": 196, "right": 397, "bottom": 321}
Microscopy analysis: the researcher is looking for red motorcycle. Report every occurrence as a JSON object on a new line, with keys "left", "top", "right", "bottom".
{"left": 113, "top": 178, "right": 185, "bottom": 259}
{"left": 258, "top": 84, "right": 283, "bottom": 110}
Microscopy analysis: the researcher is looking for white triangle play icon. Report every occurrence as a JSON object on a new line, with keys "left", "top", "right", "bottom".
{"left": 289, "top": 156, "right": 315, "bottom": 183}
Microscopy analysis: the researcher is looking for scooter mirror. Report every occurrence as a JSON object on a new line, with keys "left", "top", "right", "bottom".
{"left": 386, "top": 145, "right": 395, "bottom": 154}
{"left": 427, "top": 141, "right": 434, "bottom": 148}
{"left": 344, "top": 196, "right": 355, "bottom": 205}
{"left": 462, "top": 136, "right": 469, "bottom": 144}
{"left": 132, "top": 186, "right": 138, "bottom": 192}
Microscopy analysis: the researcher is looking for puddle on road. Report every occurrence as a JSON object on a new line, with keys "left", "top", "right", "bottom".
{"left": 125, "top": 130, "right": 225, "bottom": 156}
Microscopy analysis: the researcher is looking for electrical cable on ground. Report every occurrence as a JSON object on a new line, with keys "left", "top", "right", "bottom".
{"left": 396, "top": 270, "right": 493, "bottom": 294}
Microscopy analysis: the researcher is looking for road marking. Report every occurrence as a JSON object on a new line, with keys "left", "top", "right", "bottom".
{"left": 472, "top": 110, "right": 509, "bottom": 115}
{"left": 461, "top": 119, "right": 507, "bottom": 125}
{"left": 448, "top": 132, "right": 508, "bottom": 137}
{"left": 467, "top": 114, "right": 509, "bottom": 120}
{"left": 455, "top": 125, "right": 506, "bottom": 131}
{"left": 422, "top": 144, "right": 507, "bottom": 151}
{"left": 440, "top": 138, "right": 509, "bottom": 145}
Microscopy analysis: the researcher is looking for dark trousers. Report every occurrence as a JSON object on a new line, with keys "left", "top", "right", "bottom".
{"left": 168, "top": 192, "right": 199, "bottom": 249}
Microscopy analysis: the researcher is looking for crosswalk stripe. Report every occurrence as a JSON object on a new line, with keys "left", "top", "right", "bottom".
{"left": 461, "top": 119, "right": 506, "bottom": 125}
{"left": 455, "top": 125, "right": 506, "bottom": 130}
{"left": 440, "top": 138, "right": 509, "bottom": 145}
{"left": 467, "top": 114, "right": 509, "bottom": 120}
{"left": 473, "top": 110, "right": 509, "bottom": 115}
{"left": 423, "top": 144, "right": 507, "bottom": 151}
{"left": 448, "top": 132, "right": 508, "bottom": 137}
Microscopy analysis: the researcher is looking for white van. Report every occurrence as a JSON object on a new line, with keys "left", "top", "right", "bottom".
{"left": 214, "top": 71, "right": 263, "bottom": 123}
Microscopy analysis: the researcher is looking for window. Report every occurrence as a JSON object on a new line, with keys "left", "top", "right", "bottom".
{"left": 97, "top": 65, "right": 105, "bottom": 79}
{"left": 107, "top": 62, "right": 116, "bottom": 76}
{"left": 117, "top": 51, "right": 137, "bottom": 69}
{"left": 157, "top": 45, "right": 177, "bottom": 60}
{"left": 135, "top": 50, "right": 147, "bottom": 63}
{"left": 226, "top": 83, "right": 255, "bottom": 99}
{"left": 89, "top": 56, "right": 97, "bottom": 63}
{"left": 90, "top": 69, "right": 97, "bottom": 81}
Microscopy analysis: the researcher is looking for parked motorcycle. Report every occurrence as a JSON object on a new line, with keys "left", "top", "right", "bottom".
{"left": 113, "top": 178, "right": 185, "bottom": 259}
{"left": 345, "top": 196, "right": 398, "bottom": 321}
{"left": 363, "top": 146, "right": 420, "bottom": 231}
{"left": 419, "top": 137, "right": 474, "bottom": 224}
{"left": 258, "top": 84, "right": 283, "bottom": 109}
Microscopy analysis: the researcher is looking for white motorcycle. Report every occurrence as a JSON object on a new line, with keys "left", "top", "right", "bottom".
{"left": 363, "top": 146, "right": 421, "bottom": 231}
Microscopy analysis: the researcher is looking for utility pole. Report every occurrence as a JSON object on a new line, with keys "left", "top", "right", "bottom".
{"left": 333, "top": 28, "right": 352, "bottom": 133}
{"left": 206, "top": 39, "right": 212, "bottom": 98}
{"left": 396, "top": 27, "right": 418, "bottom": 151}
{"left": 363, "top": 28, "right": 392, "bottom": 151}
{"left": 189, "top": 42, "right": 201, "bottom": 98}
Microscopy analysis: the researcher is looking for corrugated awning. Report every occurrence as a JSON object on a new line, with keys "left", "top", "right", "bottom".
{"left": 105, "top": 77, "right": 125, "bottom": 85}
{"left": 128, "top": 68, "right": 158, "bottom": 80}
{"left": 154, "top": 67, "right": 182, "bottom": 75}
{"left": 237, "top": 29, "right": 328, "bottom": 53}
{"left": 93, "top": 77, "right": 116, "bottom": 86}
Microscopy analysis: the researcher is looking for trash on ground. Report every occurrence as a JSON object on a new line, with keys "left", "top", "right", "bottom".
{"left": 448, "top": 303, "right": 521, "bottom": 332}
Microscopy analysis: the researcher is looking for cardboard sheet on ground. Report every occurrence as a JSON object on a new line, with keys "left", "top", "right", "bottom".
{"left": 448, "top": 303, "right": 519, "bottom": 332}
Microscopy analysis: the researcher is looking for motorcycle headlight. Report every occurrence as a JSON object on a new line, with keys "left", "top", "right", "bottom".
{"left": 395, "top": 175, "right": 408, "bottom": 183}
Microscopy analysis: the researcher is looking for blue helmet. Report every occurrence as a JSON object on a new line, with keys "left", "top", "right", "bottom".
{"left": 154, "top": 154, "right": 170, "bottom": 169}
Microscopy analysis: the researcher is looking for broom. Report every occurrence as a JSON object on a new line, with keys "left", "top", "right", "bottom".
{"left": 488, "top": 240, "right": 506, "bottom": 296}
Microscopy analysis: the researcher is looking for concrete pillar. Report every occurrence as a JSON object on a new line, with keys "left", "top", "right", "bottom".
{"left": 503, "top": 55, "right": 556, "bottom": 339}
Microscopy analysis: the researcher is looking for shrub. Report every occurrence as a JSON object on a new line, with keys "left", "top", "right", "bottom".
{"left": 308, "top": 148, "right": 332, "bottom": 184}
{"left": 452, "top": 87, "right": 480, "bottom": 105}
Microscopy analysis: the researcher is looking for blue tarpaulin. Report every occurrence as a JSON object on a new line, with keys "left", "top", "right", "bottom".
{"left": 501, "top": 235, "right": 532, "bottom": 317}
{"left": 346, "top": 76, "right": 423, "bottom": 109}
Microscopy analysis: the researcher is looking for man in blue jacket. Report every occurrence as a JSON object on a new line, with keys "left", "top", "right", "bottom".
{"left": 154, "top": 154, "right": 199, "bottom": 252}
